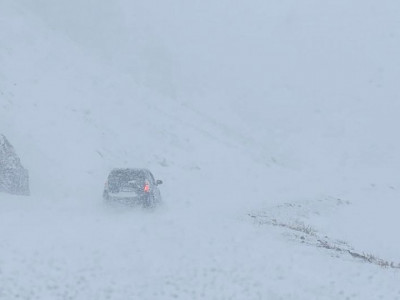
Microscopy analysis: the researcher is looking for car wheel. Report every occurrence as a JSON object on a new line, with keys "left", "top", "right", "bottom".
{"left": 143, "top": 194, "right": 155, "bottom": 209}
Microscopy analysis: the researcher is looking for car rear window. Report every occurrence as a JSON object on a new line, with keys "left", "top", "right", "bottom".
{"left": 108, "top": 170, "right": 145, "bottom": 187}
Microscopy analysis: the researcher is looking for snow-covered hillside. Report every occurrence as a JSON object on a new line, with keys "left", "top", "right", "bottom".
{"left": 1, "top": 0, "right": 400, "bottom": 299}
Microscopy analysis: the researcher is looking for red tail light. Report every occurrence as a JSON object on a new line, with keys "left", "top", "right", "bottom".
{"left": 144, "top": 183, "right": 150, "bottom": 192}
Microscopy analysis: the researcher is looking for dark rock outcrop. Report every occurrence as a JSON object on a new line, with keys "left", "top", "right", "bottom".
{"left": 0, "top": 134, "right": 30, "bottom": 195}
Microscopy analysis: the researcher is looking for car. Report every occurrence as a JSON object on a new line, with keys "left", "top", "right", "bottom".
{"left": 0, "top": 134, "right": 30, "bottom": 195}
{"left": 103, "top": 168, "right": 162, "bottom": 207}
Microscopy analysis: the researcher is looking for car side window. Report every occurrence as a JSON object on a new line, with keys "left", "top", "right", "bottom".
{"left": 147, "top": 172, "right": 156, "bottom": 185}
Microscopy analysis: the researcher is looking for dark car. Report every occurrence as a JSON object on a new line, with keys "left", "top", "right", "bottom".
{"left": 103, "top": 168, "right": 162, "bottom": 207}
{"left": 0, "top": 134, "right": 30, "bottom": 196}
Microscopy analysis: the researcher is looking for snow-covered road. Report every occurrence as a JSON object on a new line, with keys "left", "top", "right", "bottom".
{"left": 1, "top": 193, "right": 400, "bottom": 299}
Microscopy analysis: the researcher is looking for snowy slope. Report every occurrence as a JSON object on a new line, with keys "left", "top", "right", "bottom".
{"left": 1, "top": 1, "right": 400, "bottom": 299}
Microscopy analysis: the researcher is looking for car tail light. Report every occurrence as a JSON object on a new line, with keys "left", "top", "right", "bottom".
{"left": 144, "top": 183, "right": 150, "bottom": 192}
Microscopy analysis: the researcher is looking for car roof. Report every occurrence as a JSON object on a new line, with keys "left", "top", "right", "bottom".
{"left": 108, "top": 168, "right": 152, "bottom": 176}
{"left": 110, "top": 168, "right": 150, "bottom": 172}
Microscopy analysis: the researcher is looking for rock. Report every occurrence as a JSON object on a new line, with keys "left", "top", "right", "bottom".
{"left": 0, "top": 134, "right": 30, "bottom": 195}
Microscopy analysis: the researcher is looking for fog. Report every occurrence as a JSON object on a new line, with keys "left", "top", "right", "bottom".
{"left": 1, "top": 0, "right": 400, "bottom": 298}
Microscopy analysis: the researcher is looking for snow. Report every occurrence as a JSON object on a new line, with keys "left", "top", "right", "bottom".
{"left": 1, "top": 0, "right": 400, "bottom": 299}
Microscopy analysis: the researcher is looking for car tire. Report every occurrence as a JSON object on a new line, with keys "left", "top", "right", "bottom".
{"left": 143, "top": 194, "right": 155, "bottom": 209}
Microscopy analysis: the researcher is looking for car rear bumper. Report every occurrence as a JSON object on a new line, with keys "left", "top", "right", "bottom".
{"left": 104, "top": 191, "right": 151, "bottom": 207}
